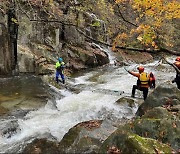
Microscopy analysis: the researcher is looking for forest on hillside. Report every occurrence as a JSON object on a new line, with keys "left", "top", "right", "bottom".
{"left": 1, "top": 0, "right": 180, "bottom": 54}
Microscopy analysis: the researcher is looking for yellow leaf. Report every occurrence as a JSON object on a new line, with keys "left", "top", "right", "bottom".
{"left": 137, "top": 36, "right": 143, "bottom": 41}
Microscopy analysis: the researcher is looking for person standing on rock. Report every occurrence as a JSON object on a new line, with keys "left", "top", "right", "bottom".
{"left": 172, "top": 57, "right": 180, "bottom": 89}
{"left": 149, "top": 72, "right": 156, "bottom": 89}
{"left": 126, "top": 66, "right": 155, "bottom": 100}
{"left": 55, "top": 57, "right": 65, "bottom": 84}
{"left": 163, "top": 56, "right": 180, "bottom": 89}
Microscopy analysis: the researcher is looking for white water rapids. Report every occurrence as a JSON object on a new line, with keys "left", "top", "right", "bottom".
{"left": 0, "top": 51, "right": 177, "bottom": 152}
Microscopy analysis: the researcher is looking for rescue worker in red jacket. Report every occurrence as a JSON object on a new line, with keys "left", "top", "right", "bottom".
{"left": 149, "top": 72, "right": 156, "bottom": 88}
{"left": 172, "top": 57, "right": 180, "bottom": 89}
{"left": 127, "top": 66, "right": 155, "bottom": 100}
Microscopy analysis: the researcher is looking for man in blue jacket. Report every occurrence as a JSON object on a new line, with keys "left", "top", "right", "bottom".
{"left": 55, "top": 57, "right": 65, "bottom": 84}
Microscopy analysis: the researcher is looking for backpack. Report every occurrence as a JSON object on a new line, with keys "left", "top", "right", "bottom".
{"left": 139, "top": 72, "right": 149, "bottom": 85}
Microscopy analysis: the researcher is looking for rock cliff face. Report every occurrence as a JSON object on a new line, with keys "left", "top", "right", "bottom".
{"left": 17, "top": 1, "right": 110, "bottom": 75}
{"left": 0, "top": 12, "right": 13, "bottom": 75}
{"left": 0, "top": 1, "right": 109, "bottom": 75}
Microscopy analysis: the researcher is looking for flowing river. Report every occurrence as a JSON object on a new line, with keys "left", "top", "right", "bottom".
{"left": 0, "top": 48, "right": 177, "bottom": 153}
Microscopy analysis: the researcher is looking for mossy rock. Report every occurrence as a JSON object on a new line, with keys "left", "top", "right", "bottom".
{"left": 141, "top": 107, "right": 171, "bottom": 119}
{"left": 136, "top": 82, "right": 180, "bottom": 116}
{"left": 99, "top": 124, "right": 132, "bottom": 153}
{"left": 116, "top": 97, "right": 136, "bottom": 108}
{"left": 22, "top": 138, "right": 60, "bottom": 154}
{"left": 132, "top": 118, "right": 161, "bottom": 139}
{"left": 67, "top": 136, "right": 101, "bottom": 153}
{"left": 132, "top": 117, "right": 180, "bottom": 150}
{"left": 99, "top": 130, "right": 173, "bottom": 154}
{"left": 58, "top": 120, "right": 103, "bottom": 153}
{"left": 124, "top": 133, "right": 172, "bottom": 154}
{"left": 58, "top": 125, "right": 82, "bottom": 150}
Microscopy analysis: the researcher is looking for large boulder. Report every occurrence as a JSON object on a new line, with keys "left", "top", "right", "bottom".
{"left": 67, "top": 44, "right": 109, "bottom": 71}
{"left": 58, "top": 120, "right": 117, "bottom": 153}
{"left": 136, "top": 81, "right": 180, "bottom": 116}
{"left": 17, "top": 45, "right": 36, "bottom": 73}
{"left": 99, "top": 126, "right": 173, "bottom": 154}
{"left": 132, "top": 107, "right": 180, "bottom": 150}
{"left": 22, "top": 138, "right": 60, "bottom": 154}
{"left": 17, "top": 45, "right": 56, "bottom": 75}
{"left": 0, "top": 76, "right": 49, "bottom": 113}
{"left": 17, "top": 42, "right": 109, "bottom": 75}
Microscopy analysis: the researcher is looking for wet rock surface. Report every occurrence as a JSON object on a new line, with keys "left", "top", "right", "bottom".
{"left": 99, "top": 82, "right": 180, "bottom": 153}
{"left": 100, "top": 130, "right": 173, "bottom": 154}
{"left": 0, "top": 75, "right": 49, "bottom": 115}
{"left": 0, "top": 118, "right": 20, "bottom": 138}
{"left": 22, "top": 138, "right": 60, "bottom": 154}
{"left": 136, "top": 81, "right": 180, "bottom": 116}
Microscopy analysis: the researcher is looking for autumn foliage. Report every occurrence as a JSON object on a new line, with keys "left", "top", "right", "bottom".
{"left": 113, "top": 0, "right": 180, "bottom": 50}
{"left": 0, "top": 0, "right": 179, "bottom": 51}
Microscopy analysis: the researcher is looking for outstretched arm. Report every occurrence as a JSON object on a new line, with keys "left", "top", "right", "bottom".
{"left": 163, "top": 57, "right": 180, "bottom": 74}
{"left": 124, "top": 67, "right": 139, "bottom": 77}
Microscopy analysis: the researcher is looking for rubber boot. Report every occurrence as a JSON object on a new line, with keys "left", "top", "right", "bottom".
{"left": 131, "top": 85, "right": 136, "bottom": 98}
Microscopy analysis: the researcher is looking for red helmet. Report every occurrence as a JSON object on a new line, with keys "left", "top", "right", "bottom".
{"left": 137, "top": 66, "right": 144, "bottom": 72}
{"left": 175, "top": 57, "right": 180, "bottom": 62}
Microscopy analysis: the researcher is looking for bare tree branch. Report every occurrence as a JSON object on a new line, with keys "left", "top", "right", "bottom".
{"left": 160, "top": 48, "right": 180, "bottom": 56}
{"left": 30, "top": 19, "right": 74, "bottom": 26}
{"left": 27, "top": 19, "right": 180, "bottom": 56}
{"left": 112, "top": 0, "right": 138, "bottom": 27}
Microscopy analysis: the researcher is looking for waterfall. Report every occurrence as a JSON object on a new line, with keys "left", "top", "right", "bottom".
{"left": 91, "top": 43, "right": 116, "bottom": 64}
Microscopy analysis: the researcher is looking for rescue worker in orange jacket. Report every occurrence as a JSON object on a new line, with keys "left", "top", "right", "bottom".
{"left": 127, "top": 66, "right": 155, "bottom": 100}
{"left": 172, "top": 57, "right": 180, "bottom": 89}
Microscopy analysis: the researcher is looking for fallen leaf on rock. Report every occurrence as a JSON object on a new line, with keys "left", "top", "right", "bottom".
{"left": 107, "top": 146, "right": 121, "bottom": 154}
